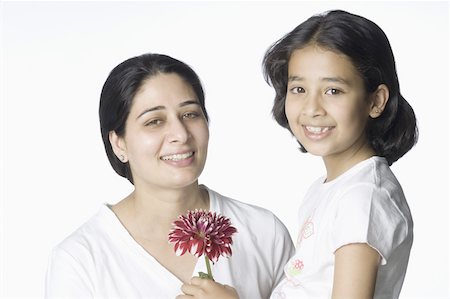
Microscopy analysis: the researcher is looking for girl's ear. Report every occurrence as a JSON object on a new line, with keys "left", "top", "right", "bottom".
{"left": 109, "top": 131, "right": 128, "bottom": 163}
{"left": 369, "top": 84, "right": 389, "bottom": 118}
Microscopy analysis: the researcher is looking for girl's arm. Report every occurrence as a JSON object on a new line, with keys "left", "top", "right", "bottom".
{"left": 176, "top": 277, "right": 239, "bottom": 299}
{"left": 332, "top": 243, "right": 380, "bottom": 299}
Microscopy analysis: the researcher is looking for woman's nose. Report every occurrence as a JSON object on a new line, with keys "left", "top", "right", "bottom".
{"left": 167, "top": 118, "right": 190, "bottom": 143}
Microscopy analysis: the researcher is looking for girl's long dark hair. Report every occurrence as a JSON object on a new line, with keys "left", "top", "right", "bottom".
{"left": 263, "top": 10, "right": 418, "bottom": 165}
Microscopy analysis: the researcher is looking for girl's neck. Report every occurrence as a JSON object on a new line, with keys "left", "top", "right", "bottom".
{"left": 323, "top": 143, "right": 376, "bottom": 182}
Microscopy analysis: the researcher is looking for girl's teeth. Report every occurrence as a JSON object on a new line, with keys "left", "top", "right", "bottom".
{"left": 305, "top": 126, "right": 330, "bottom": 133}
{"left": 161, "top": 152, "right": 194, "bottom": 161}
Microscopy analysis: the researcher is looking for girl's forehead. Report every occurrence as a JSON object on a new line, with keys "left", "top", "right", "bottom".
{"left": 288, "top": 46, "right": 360, "bottom": 79}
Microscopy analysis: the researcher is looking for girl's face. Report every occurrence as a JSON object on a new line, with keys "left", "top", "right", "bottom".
{"left": 114, "top": 73, "right": 209, "bottom": 190}
{"left": 285, "top": 45, "right": 374, "bottom": 165}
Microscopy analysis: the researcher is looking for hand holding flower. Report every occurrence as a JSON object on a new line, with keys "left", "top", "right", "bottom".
{"left": 176, "top": 277, "right": 239, "bottom": 299}
{"left": 168, "top": 209, "right": 237, "bottom": 280}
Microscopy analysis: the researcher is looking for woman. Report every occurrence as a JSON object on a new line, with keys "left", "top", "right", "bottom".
{"left": 45, "top": 53, "right": 294, "bottom": 298}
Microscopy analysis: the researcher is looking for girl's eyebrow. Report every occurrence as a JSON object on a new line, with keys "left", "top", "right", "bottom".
{"left": 136, "top": 100, "right": 200, "bottom": 120}
{"left": 321, "top": 77, "right": 351, "bottom": 86}
{"left": 288, "top": 75, "right": 303, "bottom": 82}
{"left": 288, "top": 75, "right": 350, "bottom": 86}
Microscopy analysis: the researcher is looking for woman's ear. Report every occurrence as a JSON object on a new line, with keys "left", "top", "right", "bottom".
{"left": 369, "top": 84, "right": 389, "bottom": 118}
{"left": 109, "top": 131, "right": 128, "bottom": 163}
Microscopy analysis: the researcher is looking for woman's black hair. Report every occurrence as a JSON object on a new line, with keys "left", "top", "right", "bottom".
{"left": 99, "top": 53, "right": 208, "bottom": 184}
{"left": 262, "top": 10, "right": 418, "bottom": 165}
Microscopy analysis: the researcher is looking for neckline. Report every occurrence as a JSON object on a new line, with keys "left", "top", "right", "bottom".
{"left": 101, "top": 185, "right": 218, "bottom": 284}
{"left": 322, "top": 156, "right": 386, "bottom": 187}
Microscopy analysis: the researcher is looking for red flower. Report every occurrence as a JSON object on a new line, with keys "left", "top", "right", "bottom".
{"left": 168, "top": 209, "right": 237, "bottom": 263}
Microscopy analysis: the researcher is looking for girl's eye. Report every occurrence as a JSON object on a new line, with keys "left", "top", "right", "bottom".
{"left": 182, "top": 112, "right": 199, "bottom": 119}
{"left": 290, "top": 87, "right": 305, "bottom": 94}
{"left": 325, "top": 88, "right": 342, "bottom": 95}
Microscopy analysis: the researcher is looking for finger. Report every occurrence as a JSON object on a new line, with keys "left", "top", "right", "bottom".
{"left": 175, "top": 295, "right": 191, "bottom": 299}
{"left": 181, "top": 283, "right": 201, "bottom": 295}
{"left": 224, "top": 285, "right": 239, "bottom": 296}
{"left": 190, "top": 276, "right": 204, "bottom": 286}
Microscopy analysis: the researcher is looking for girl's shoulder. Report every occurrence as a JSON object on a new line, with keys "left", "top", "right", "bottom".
{"left": 335, "top": 156, "right": 397, "bottom": 188}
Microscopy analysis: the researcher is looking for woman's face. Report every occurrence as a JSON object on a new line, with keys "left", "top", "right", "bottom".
{"left": 116, "top": 73, "right": 209, "bottom": 190}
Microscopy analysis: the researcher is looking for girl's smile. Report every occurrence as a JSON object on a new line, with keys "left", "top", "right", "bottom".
{"left": 285, "top": 44, "right": 376, "bottom": 178}
{"left": 302, "top": 125, "right": 335, "bottom": 141}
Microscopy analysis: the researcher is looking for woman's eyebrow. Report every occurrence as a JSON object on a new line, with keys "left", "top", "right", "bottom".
{"left": 136, "top": 106, "right": 164, "bottom": 119}
{"left": 179, "top": 100, "right": 200, "bottom": 107}
{"left": 136, "top": 100, "right": 200, "bottom": 120}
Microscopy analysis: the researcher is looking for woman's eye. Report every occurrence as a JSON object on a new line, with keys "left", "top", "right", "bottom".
{"left": 290, "top": 87, "right": 305, "bottom": 94}
{"left": 182, "top": 112, "right": 199, "bottom": 119}
{"left": 325, "top": 88, "right": 342, "bottom": 95}
{"left": 145, "top": 119, "right": 162, "bottom": 126}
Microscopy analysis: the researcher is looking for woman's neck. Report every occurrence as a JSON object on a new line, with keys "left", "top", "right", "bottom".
{"left": 111, "top": 183, "right": 209, "bottom": 240}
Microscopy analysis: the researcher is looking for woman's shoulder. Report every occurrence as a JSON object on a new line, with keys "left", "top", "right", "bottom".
{"left": 207, "top": 187, "right": 274, "bottom": 216}
{"left": 205, "top": 186, "right": 295, "bottom": 259}
{"left": 52, "top": 205, "right": 114, "bottom": 254}
{"left": 205, "top": 186, "right": 289, "bottom": 232}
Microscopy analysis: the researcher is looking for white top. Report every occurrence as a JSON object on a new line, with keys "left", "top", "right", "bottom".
{"left": 45, "top": 186, "right": 295, "bottom": 299}
{"left": 271, "top": 157, "right": 413, "bottom": 299}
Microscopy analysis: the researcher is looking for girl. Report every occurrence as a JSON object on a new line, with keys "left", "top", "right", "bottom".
{"left": 180, "top": 9, "right": 418, "bottom": 299}
{"left": 263, "top": 9, "right": 418, "bottom": 299}
{"left": 45, "top": 53, "right": 294, "bottom": 298}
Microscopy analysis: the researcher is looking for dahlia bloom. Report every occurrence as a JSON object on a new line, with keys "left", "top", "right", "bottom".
{"left": 168, "top": 209, "right": 237, "bottom": 279}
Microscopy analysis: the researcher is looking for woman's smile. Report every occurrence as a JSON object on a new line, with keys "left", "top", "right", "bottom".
{"left": 160, "top": 151, "right": 196, "bottom": 167}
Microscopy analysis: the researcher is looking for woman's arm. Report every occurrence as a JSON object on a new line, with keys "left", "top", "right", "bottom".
{"left": 176, "top": 277, "right": 239, "bottom": 299}
{"left": 332, "top": 243, "right": 380, "bottom": 299}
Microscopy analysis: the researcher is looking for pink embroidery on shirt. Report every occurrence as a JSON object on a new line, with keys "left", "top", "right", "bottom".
{"left": 297, "top": 216, "right": 314, "bottom": 246}
{"left": 302, "top": 218, "right": 314, "bottom": 239}
{"left": 286, "top": 258, "right": 304, "bottom": 277}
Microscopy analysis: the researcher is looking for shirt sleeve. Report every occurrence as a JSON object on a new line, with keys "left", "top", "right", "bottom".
{"left": 271, "top": 214, "right": 295, "bottom": 290}
{"left": 45, "top": 246, "right": 95, "bottom": 299}
{"left": 330, "top": 184, "right": 408, "bottom": 265}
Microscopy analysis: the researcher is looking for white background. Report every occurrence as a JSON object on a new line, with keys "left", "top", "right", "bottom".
{"left": 1, "top": 1, "right": 449, "bottom": 298}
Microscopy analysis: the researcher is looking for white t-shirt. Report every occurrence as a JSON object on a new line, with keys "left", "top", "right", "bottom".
{"left": 45, "top": 186, "right": 295, "bottom": 299}
{"left": 271, "top": 157, "right": 413, "bottom": 299}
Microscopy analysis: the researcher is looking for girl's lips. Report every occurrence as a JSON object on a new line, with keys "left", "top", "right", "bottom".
{"left": 302, "top": 125, "right": 334, "bottom": 140}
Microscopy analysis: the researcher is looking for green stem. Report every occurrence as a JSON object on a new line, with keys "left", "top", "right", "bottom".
{"left": 204, "top": 255, "right": 214, "bottom": 280}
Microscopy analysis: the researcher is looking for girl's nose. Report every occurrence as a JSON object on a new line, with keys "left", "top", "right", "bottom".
{"left": 302, "top": 93, "right": 325, "bottom": 117}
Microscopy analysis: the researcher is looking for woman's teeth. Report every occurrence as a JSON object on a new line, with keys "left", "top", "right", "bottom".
{"left": 161, "top": 152, "right": 194, "bottom": 161}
